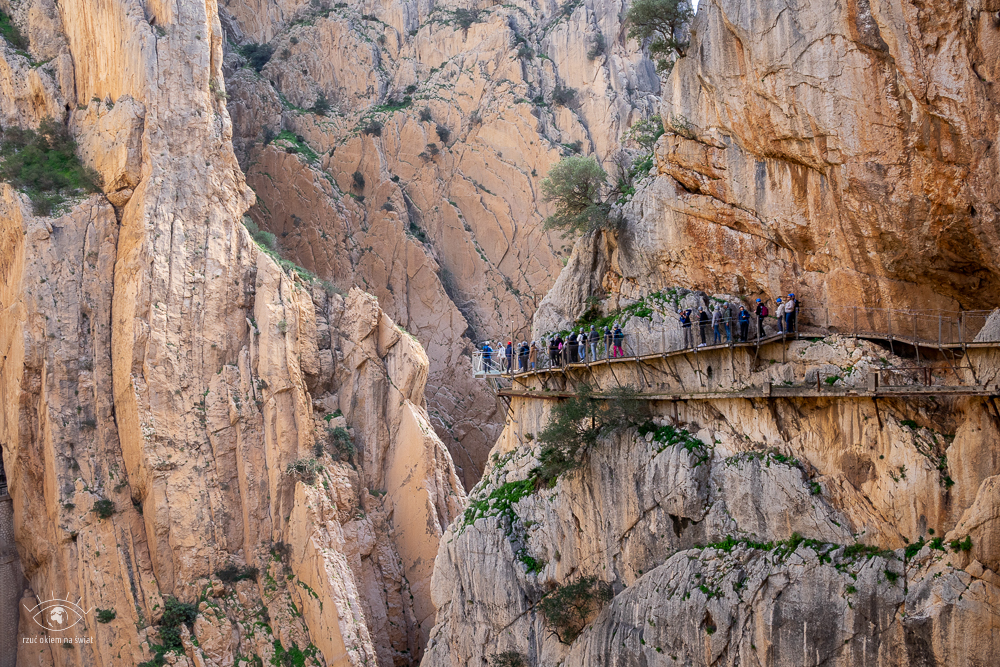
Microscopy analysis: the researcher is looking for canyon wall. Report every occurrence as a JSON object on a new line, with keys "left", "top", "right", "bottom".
{"left": 0, "top": 0, "right": 463, "bottom": 663}
{"left": 535, "top": 0, "right": 1000, "bottom": 335}
{"left": 423, "top": 337, "right": 1000, "bottom": 666}
{"left": 219, "top": 0, "right": 660, "bottom": 486}
{"left": 423, "top": 0, "right": 1000, "bottom": 664}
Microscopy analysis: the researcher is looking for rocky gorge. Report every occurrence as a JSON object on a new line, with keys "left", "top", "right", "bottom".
{"left": 0, "top": 0, "right": 999, "bottom": 665}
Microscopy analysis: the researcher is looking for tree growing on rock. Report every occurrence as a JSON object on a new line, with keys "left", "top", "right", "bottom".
{"left": 625, "top": 0, "right": 693, "bottom": 73}
{"left": 540, "top": 156, "right": 616, "bottom": 236}
{"left": 536, "top": 384, "right": 646, "bottom": 485}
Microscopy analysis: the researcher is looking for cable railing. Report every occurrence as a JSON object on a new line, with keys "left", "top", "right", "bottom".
{"left": 472, "top": 306, "right": 999, "bottom": 378}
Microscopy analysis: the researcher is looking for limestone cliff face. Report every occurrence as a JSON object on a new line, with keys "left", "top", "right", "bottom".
{"left": 219, "top": 0, "right": 660, "bottom": 486}
{"left": 535, "top": 0, "right": 1000, "bottom": 335}
{"left": 0, "top": 0, "right": 463, "bottom": 664}
{"left": 422, "top": 338, "right": 1000, "bottom": 666}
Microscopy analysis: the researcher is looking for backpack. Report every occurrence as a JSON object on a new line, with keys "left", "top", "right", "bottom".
{"left": 761, "top": 305, "right": 769, "bottom": 317}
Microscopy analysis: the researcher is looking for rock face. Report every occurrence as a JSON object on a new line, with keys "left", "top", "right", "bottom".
{"left": 220, "top": 0, "right": 660, "bottom": 486}
{"left": 537, "top": 0, "right": 1000, "bottom": 335}
{"left": 422, "top": 337, "right": 1000, "bottom": 666}
{"left": 0, "top": 0, "right": 463, "bottom": 664}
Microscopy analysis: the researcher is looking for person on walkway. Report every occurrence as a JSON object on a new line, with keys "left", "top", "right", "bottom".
{"left": 589, "top": 325, "right": 599, "bottom": 360}
{"left": 518, "top": 341, "right": 529, "bottom": 372}
{"left": 556, "top": 335, "right": 565, "bottom": 366}
{"left": 482, "top": 341, "right": 493, "bottom": 372}
{"left": 549, "top": 336, "right": 560, "bottom": 367}
{"left": 698, "top": 307, "right": 710, "bottom": 346}
{"left": 722, "top": 303, "right": 733, "bottom": 343}
{"left": 578, "top": 331, "right": 588, "bottom": 362}
{"left": 775, "top": 297, "right": 785, "bottom": 334}
{"left": 712, "top": 305, "right": 722, "bottom": 345}
{"left": 785, "top": 293, "right": 797, "bottom": 334}
{"left": 529, "top": 340, "right": 538, "bottom": 370}
{"left": 604, "top": 326, "right": 613, "bottom": 358}
{"left": 679, "top": 309, "right": 693, "bottom": 349}
{"left": 754, "top": 299, "right": 767, "bottom": 339}
{"left": 738, "top": 305, "right": 750, "bottom": 342}
{"left": 567, "top": 332, "right": 578, "bottom": 364}
{"left": 505, "top": 341, "right": 513, "bottom": 372}
{"left": 613, "top": 325, "right": 625, "bottom": 357}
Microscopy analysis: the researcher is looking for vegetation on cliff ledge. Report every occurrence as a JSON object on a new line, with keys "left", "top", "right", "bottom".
{"left": 625, "top": 0, "right": 693, "bottom": 73}
{"left": 0, "top": 118, "right": 101, "bottom": 215}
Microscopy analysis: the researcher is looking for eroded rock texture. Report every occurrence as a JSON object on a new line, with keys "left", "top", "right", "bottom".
{"left": 0, "top": 0, "right": 463, "bottom": 663}
{"left": 423, "top": 338, "right": 1000, "bottom": 666}
{"left": 220, "top": 0, "right": 660, "bottom": 486}
{"left": 535, "top": 0, "right": 1000, "bottom": 334}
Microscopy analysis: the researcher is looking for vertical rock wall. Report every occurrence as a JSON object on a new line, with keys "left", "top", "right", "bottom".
{"left": 536, "top": 0, "right": 1000, "bottom": 334}
{"left": 218, "top": 0, "right": 660, "bottom": 487}
{"left": 0, "top": 0, "right": 465, "bottom": 663}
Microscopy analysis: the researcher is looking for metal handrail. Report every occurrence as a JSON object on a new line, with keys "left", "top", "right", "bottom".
{"left": 472, "top": 305, "right": 998, "bottom": 378}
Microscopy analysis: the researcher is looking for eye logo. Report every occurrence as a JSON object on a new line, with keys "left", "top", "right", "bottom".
{"left": 24, "top": 596, "right": 93, "bottom": 631}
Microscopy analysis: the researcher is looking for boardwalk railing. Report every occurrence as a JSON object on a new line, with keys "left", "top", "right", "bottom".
{"left": 473, "top": 306, "right": 998, "bottom": 378}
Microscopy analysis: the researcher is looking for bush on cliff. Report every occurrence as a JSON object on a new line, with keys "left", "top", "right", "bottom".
{"left": 0, "top": 118, "right": 102, "bottom": 215}
{"left": 536, "top": 384, "right": 647, "bottom": 486}
{"left": 240, "top": 42, "right": 275, "bottom": 72}
{"left": 625, "top": 0, "right": 693, "bottom": 74}
{"left": 540, "top": 156, "right": 617, "bottom": 236}
{"left": 540, "top": 576, "right": 614, "bottom": 643}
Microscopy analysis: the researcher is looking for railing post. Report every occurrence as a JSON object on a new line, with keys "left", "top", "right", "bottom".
{"left": 887, "top": 309, "right": 892, "bottom": 339}
{"left": 938, "top": 314, "right": 942, "bottom": 347}
{"left": 853, "top": 306, "right": 857, "bottom": 339}
{"left": 913, "top": 312, "right": 920, "bottom": 362}
{"left": 959, "top": 311, "right": 964, "bottom": 346}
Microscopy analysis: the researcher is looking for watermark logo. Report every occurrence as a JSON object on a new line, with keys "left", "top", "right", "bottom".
{"left": 24, "top": 596, "right": 93, "bottom": 631}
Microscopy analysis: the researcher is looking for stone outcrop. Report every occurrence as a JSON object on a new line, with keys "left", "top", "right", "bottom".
{"left": 220, "top": 0, "right": 661, "bottom": 486}
{"left": 422, "top": 336, "right": 1000, "bottom": 666}
{"left": 537, "top": 0, "right": 1000, "bottom": 334}
{"left": 0, "top": 0, "right": 464, "bottom": 663}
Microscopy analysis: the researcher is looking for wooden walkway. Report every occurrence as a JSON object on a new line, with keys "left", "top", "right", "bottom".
{"left": 486, "top": 330, "right": 1000, "bottom": 401}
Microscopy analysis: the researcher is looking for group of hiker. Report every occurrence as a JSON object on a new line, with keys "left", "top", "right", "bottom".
{"left": 479, "top": 325, "right": 627, "bottom": 373}
{"left": 479, "top": 292, "right": 799, "bottom": 374}
{"left": 677, "top": 292, "right": 798, "bottom": 347}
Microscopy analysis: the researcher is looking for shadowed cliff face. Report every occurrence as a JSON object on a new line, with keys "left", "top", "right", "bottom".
{"left": 0, "top": 0, "right": 464, "bottom": 663}
{"left": 218, "top": 0, "right": 660, "bottom": 487}
{"left": 535, "top": 0, "right": 1000, "bottom": 335}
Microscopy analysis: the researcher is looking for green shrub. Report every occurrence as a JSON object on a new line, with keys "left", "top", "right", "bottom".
{"left": 161, "top": 597, "right": 198, "bottom": 628}
{"left": 95, "top": 609, "right": 116, "bottom": 623}
{"left": 586, "top": 34, "right": 605, "bottom": 60}
{"left": 539, "top": 576, "right": 613, "bottom": 643}
{"left": 92, "top": 498, "right": 115, "bottom": 520}
{"left": 240, "top": 43, "right": 275, "bottom": 72}
{"left": 454, "top": 8, "right": 480, "bottom": 31}
{"left": 243, "top": 217, "right": 277, "bottom": 251}
{"left": 625, "top": 0, "right": 693, "bottom": 73}
{"left": 311, "top": 92, "right": 331, "bottom": 115}
{"left": 0, "top": 118, "right": 102, "bottom": 215}
{"left": 551, "top": 85, "right": 576, "bottom": 106}
{"left": 540, "top": 156, "right": 616, "bottom": 236}
{"left": 362, "top": 121, "right": 382, "bottom": 136}
{"left": 535, "top": 385, "right": 646, "bottom": 486}
{"left": 436, "top": 124, "right": 451, "bottom": 142}
{"left": 286, "top": 458, "right": 321, "bottom": 484}
{"left": 327, "top": 426, "right": 355, "bottom": 460}
{"left": 0, "top": 10, "right": 29, "bottom": 50}
{"left": 950, "top": 535, "right": 973, "bottom": 552}
{"left": 490, "top": 652, "right": 527, "bottom": 667}
{"left": 419, "top": 107, "right": 433, "bottom": 122}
